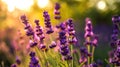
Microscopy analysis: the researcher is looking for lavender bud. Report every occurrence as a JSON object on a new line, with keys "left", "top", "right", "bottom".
{"left": 55, "top": 3, "right": 60, "bottom": 10}
{"left": 29, "top": 40, "right": 37, "bottom": 47}
{"left": 29, "top": 51, "right": 36, "bottom": 57}
{"left": 49, "top": 41, "right": 57, "bottom": 48}
{"left": 34, "top": 19, "right": 40, "bottom": 25}
{"left": 54, "top": 15, "right": 61, "bottom": 19}
{"left": 54, "top": 10, "right": 60, "bottom": 15}
{"left": 16, "top": 57, "right": 21, "bottom": 65}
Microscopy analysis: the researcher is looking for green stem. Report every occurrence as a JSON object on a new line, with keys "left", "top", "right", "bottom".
{"left": 91, "top": 46, "right": 95, "bottom": 63}
{"left": 67, "top": 60, "right": 69, "bottom": 67}
{"left": 105, "top": 59, "right": 113, "bottom": 67}
{"left": 44, "top": 51, "right": 49, "bottom": 67}
{"left": 79, "top": 61, "right": 85, "bottom": 67}
{"left": 87, "top": 45, "right": 90, "bottom": 65}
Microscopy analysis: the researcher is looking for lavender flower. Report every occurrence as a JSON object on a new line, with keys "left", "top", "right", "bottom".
{"left": 58, "top": 22, "right": 72, "bottom": 60}
{"left": 21, "top": 15, "right": 34, "bottom": 36}
{"left": 15, "top": 57, "right": 21, "bottom": 65}
{"left": 84, "top": 18, "right": 93, "bottom": 38}
{"left": 29, "top": 51, "right": 40, "bottom": 67}
{"left": 110, "top": 18, "right": 119, "bottom": 48}
{"left": 34, "top": 19, "right": 47, "bottom": 51}
{"left": 66, "top": 19, "right": 77, "bottom": 44}
{"left": 43, "top": 11, "right": 54, "bottom": 34}
{"left": 80, "top": 47, "right": 89, "bottom": 57}
{"left": 109, "top": 16, "right": 120, "bottom": 66}
{"left": 54, "top": 3, "right": 61, "bottom": 20}
{"left": 20, "top": 15, "right": 37, "bottom": 47}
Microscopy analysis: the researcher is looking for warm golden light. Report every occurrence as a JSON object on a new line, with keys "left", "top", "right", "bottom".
{"left": 37, "top": 0, "right": 49, "bottom": 8}
{"left": 2, "top": 0, "right": 34, "bottom": 12}
{"left": 97, "top": 1, "right": 106, "bottom": 10}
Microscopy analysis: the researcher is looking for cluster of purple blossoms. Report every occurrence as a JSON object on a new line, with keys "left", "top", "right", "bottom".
{"left": 79, "top": 18, "right": 98, "bottom": 66}
{"left": 21, "top": 15, "right": 34, "bottom": 36}
{"left": 66, "top": 19, "right": 77, "bottom": 44}
{"left": 54, "top": 3, "right": 61, "bottom": 20}
{"left": 21, "top": 15, "right": 37, "bottom": 47}
{"left": 58, "top": 22, "right": 72, "bottom": 60}
{"left": 29, "top": 51, "right": 40, "bottom": 67}
{"left": 109, "top": 16, "right": 120, "bottom": 66}
{"left": 84, "top": 18, "right": 98, "bottom": 47}
{"left": 34, "top": 20, "right": 47, "bottom": 51}
{"left": 110, "top": 16, "right": 120, "bottom": 48}
{"left": 84, "top": 18, "right": 98, "bottom": 46}
{"left": 43, "top": 11, "right": 54, "bottom": 34}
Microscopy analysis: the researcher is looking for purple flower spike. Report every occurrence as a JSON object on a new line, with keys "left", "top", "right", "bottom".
{"left": 43, "top": 11, "right": 54, "bottom": 34}
{"left": 29, "top": 40, "right": 37, "bottom": 47}
{"left": 84, "top": 18, "right": 93, "bottom": 38}
{"left": 54, "top": 3, "right": 61, "bottom": 20}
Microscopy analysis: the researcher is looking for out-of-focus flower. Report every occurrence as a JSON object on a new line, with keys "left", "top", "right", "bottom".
{"left": 54, "top": 3, "right": 61, "bottom": 20}
{"left": 11, "top": 64, "right": 17, "bottom": 67}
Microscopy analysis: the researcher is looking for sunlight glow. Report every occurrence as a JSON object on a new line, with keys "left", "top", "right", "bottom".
{"left": 97, "top": 1, "right": 106, "bottom": 10}
{"left": 2, "top": 0, "right": 34, "bottom": 12}
{"left": 37, "top": 0, "right": 49, "bottom": 8}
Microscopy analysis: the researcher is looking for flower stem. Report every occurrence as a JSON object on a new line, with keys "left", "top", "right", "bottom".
{"left": 87, "top": 37, "right": 91, "bottom": 65}
{"left": 44, "top": 51, "right": 49, "bottom": 67}
{"left": 87, "top": 45, "right": 90, "bottom": 65}
{"left": 79, "top": 61, "right": 85, "bottom": 67}
{"left": 91, "top": 46, "right": 95, "bottom": 63}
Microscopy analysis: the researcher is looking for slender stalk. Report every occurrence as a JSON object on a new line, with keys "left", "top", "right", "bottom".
{"left": 79, "top": 61, "right": 85, "bottom": 67}
{"left": 87, "top": 37, "right": 90, "bottom": 65}
{"left": 44, "top": 51, "right": 49, "bottom": 67}
{"left": 105, "top": 59, "right": 113, "bottom": 67}
{"left": 71, "top": 45, "right": 73, "bottom": 67}
{"left": 65, "top": 60, "right": 69, "bottom": 67}
{"left": 91, "top": 46, "right": 95, "bottom": 63}
{"left": 87, "top": 45, "right": 90, "bottom": 65}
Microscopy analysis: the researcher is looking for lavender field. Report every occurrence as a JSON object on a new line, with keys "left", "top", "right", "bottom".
{"left": 0, "top": 0, "right": 120, "bottom": 67}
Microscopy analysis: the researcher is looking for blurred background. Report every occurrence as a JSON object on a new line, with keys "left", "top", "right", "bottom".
{"left": 0, "top": 0, "right": 120, "bottom": 66}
